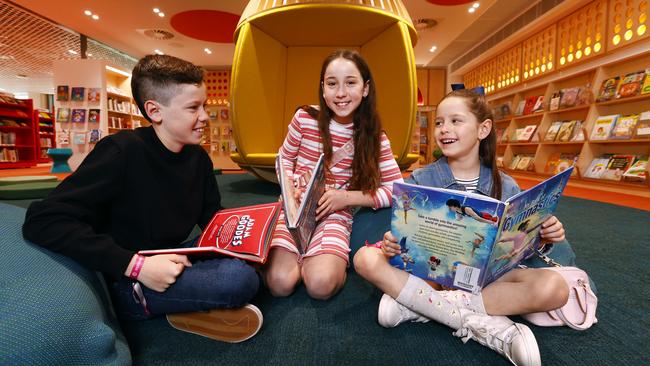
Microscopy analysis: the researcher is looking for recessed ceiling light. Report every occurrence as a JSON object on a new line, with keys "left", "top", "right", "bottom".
{"left": 68, "top": 49, "right": 78, "bottom": 55}
{"left": 204, "top": 48, "right": 212, "bottom": 54}
{"left": 153, "top": 8, "right": 160, "bottom": 13}
{"left": 468, "top": 7, "right": 476, "bottom": 13}
{"left": 92, "top": 14, "right": 99, "bottom": 20}
{"left": 158, "top": 12, "right": 165, "bottom": 17}
{"left": 429, "top": 46, "right": 437, "bottom": 52}
{"left": 473, "top": 2, "right": 480, "bottom": 8}
{"left": 154, "top": 49, "right": 164, "bottom": 55}
{"left": 87, "top": 53, "right": 93, "bottom": 57}
{"left": 84, "top": 10, "right": 92, "bottom": 16}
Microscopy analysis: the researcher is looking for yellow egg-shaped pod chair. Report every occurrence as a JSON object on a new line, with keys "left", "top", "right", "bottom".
{"left": 230, "top": 0, "right": 419, "bottom": 181}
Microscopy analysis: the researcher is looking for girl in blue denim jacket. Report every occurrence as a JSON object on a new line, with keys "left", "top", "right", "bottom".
{"left": 354, "top": 89, "right": 571, "bottom": 366}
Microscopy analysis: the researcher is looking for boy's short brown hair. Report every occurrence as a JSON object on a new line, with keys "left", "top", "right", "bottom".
{"left": 131, "top": 54, "right": 204, "bottom": 122}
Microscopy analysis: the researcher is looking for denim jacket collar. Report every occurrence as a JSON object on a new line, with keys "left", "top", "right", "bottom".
{"left": 412, "top": 157, "right": 493, "bottom": 196}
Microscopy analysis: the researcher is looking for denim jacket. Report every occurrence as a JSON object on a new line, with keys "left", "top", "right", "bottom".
{"left": 407, "top": 156, "right": 520, "bottom": 200}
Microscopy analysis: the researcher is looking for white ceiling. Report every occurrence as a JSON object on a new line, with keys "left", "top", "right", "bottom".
{"left": 3, "top": 0, "right": 536, "bottom": 94}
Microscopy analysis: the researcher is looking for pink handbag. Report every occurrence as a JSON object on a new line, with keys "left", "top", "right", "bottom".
{"left": 522, "top": 254, "right": 598, "bottom": 330}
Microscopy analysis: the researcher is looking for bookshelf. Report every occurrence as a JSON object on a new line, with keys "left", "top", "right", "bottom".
{"left": 34, "top": 109, "right": 56, "bottom": 163}
{"left": 489, "top": 51, "right": 650, "bottom": 197}
{"left": 203, "top": 104, "right": 238, "bottom": 170}
{"left": 416, "top": 106, "right": 436, "bottom": 165}
{"left": 0, "top": 98, "right": 36, "bottom": 168}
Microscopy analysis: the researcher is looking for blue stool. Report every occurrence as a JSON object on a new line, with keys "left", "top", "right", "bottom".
{"left": 47, "top": 148, "right": 73, "bottom": 173}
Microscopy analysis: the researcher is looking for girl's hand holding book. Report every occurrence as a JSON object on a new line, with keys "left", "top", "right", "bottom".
{"left": 539, "top": 216, "right": 565, "bottom": 243}
{"left": 381, "top": 231, "right": 401, "bottom": 258}
{"left": 134, "top": 254, "right": 192, "bottom": 292}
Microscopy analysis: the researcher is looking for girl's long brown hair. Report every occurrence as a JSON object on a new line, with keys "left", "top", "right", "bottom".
{"left": 306, "top": 50, "right": 382, "bottom": 194}
{"left": 442, "top": 89, "right": 502, "bottom": 200}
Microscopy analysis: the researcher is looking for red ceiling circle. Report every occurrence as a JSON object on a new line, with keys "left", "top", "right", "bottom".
{"left": 170, "top": 10, "right": 240, "bottom": 43}
{"left": 426, "top": 0, "right": 475, "bottom": 5}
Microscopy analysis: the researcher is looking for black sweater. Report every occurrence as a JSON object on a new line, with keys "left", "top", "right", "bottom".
{"left": 23, "top": 127, "right": 221, "bottom": 279}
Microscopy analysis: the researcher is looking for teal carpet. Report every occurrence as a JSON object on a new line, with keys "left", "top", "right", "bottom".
{"left": 4, "top": 173, "right": 649, "bottom": 365}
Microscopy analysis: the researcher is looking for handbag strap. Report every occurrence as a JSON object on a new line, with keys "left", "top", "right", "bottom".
{"left": 536, "top": 249, "right": 563, "bottom": 267}
{"left": 330, "top": 139, "right": 354, "bottom": 168}
{"left": 554, "top": 281, "right": 598, "bottom": 330}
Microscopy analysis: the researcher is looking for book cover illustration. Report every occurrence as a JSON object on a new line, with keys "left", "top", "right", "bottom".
{"left": 622, "top": 156, "right": 648, "bottom": 181}
{"left": 634, "top": 111, "right": 650, "bottom": 138}
{"left": 610, "top": 114, "right": 639, "bottom": 139}
{"left": 277, "top": 153, "right": 326, "bottom": 254}
{"left": 616, "top": 71, "right": 646, "bottom": 98}
{"left": 556, "top": 121, "right": 577, "bottom": 142}
{"left": 601, "top": 155, "right": 635, "bottom": 181}
{"left": 88, "top": 129, "right": 101, "bottom": 143}
{"left": 516, "top": 125, "right": 537, "bottom": 142}
{"left": 88, "top": 109, "right": 100, "bottom": 123}
{"left": 514, "top": 100, "right": 526, "bottom": 116}
{"left": 388, "top": 168, "right": 572, "bottom": 293}
{"left": 139, "top": 202, "right": 282, "bottom": 263}
{"left": 56, "top": 85, "right": 69, "bottom": 101}
{"left": 515, "top": 155, "right": 534, "bottom": 171}
{"left": 544, "top": 153, "right": 562, "bottom": 174}
{"left": 570, "top": 120, "right": 585, "bottom": 141}
{"left": 549, "top": 93, "right": 561, "bottom": 111}
{"left": 73, "top": 132, "right": 86, "bottom": 145}
{"left": 57, "top": 130, "right": 70, "bottom": 145}
{"left": 583, "top": 157, "right": 611, "bottom": 179}
{"left": 71, "top": 109, "right": 87, "bottom": 123}
{"left": 522, "top": 96, "right": 537, "bottom": 115}
{"left": 597, "top": 76, "right": 620, "bottom": 102}
{"left": 71, "top": 87, "right": 85, "bottom": 102}
{"left": 56, "top": 107, "right": 70, "bottom": 122}
{"left": 544, "top": 121, "right": 564, "bottom": 141}
{"left": 87, "top": 88, "right": 101, "bottom": 102}
{"left": 642, "top": 69, "right": 650, "bottom": 94}
{"left": 532, "top": 96, "right": 544, "bottom": 113}
{"left": 220, "top": 108, "right": 229, "bottom": 121}
{"left": 590, "top": 114, "right": 619, "bottom": 140}
{"left": 559, "top": 87, "right": 580, "bottom": 108}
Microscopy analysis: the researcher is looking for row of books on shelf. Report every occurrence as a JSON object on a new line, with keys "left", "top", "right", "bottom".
{"left": 209, "top": 125, "right": 232, "bottom": 139}
{"left": 596, "top": 69, "right": 650, "bottom": 102}
{"left": 58, "top": 129, "right": 102, "bottom": 145}
{"left": 590, "top": 112, "right": 650, "bottom": 140}
{"left": 57, "top": 108, "right": 100, "bottom": 123}
{"left": 584, "top": 155, "right": 647, "bottom": 182}
{"left": 209, "top": 140, "right": 237, "bottom": 154}
{"left": 208, "top": 109, "right": 229, "bottom": 121}
{"left": 0, "top": 107, "right": 30, "bottom": 119}
{"left": 0, "top": 92, "right": 27, "bottom": 106}
{"left": 38, "top": 137, "right": 52, "bottom": 148}
{"left": 0, "top": 147, "right": 19, "bottom": 162}
{"left": 57, "top": 86, "right": 101, "bottom": 103}
{"left": 107, "top": 98, "right": 140, "bottom": 115}
{"left": 1, "top": 131, "right": 17, "bottom": 145}
{"left": 0, "top": 119, "right": 29, "bottom": 128}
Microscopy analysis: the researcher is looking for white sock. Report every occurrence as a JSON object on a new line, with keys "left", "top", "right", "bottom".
{"left": 395, "top": 275, "right": 486, "bottom": 330}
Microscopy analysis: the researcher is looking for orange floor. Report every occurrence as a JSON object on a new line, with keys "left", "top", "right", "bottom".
{"left": 2, "top": 164, "right": 649, "bottom": 211}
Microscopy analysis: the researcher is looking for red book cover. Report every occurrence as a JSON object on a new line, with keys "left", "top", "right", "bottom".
{"left": 139, "top": 202, "right": 281, "bottom": 263}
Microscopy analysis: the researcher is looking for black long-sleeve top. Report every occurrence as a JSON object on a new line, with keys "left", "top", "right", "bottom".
{"left": 23, "top": 126, "right": 221, "bottom": 279}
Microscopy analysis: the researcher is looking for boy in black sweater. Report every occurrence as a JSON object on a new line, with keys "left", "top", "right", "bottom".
{"left": 23, "top": 55, "right": 262, "bottom": 343}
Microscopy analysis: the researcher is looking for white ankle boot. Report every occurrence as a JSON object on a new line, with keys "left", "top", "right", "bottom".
{"left": 453, "top": 312, "right": 541, "bottom": 366}
{"left": 377, "top": 293, "right": 430, "bottom": 328}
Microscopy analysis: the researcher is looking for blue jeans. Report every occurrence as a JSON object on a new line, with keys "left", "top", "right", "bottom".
{"left": 109, "top": 253, "right": 259, "bottom": 320}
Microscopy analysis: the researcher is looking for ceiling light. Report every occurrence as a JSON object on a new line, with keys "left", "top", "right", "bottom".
{"left": 153, "top": 8, "right": 160, "bottom": 13}
{"left": 92, "top": 14, "right": 99, "bottom": 20}
{"left": 429, "top": 46, "right": 437, "bottom": 52}
{"left": 68, "top": 49, "right": 78, "bottom": 55}
{"left": 105, "top": 65, "right": 132, "bottom": 77}
{"left": 204, "top": 48, "right": 212, "bottom": 54}
{"left": 84, "top": 10, "right": 92, "bottom": 16}
{"left": 158, "top": 12, "right": 165, "bottom": 17}
{"left": 154, "top": 49, "right": 164, "bottom": 55}
{"left": 473, "top": 2, "right": 480, "bottom": 8}
{"left": 468, "top": 7, "right": 476, "bottom": 13}
{"left": 87, "top": 53, "right": 93, "bottom": 57}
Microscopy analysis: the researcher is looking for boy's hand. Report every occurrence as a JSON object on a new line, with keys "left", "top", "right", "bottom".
{"left": 540, "top": 216, "right": 565, "bottom": 243}
{"left": 316, "top": 189, "right": 348, "bottom": 220}
{"left": 137, "top": 254, "right": 192, "bottom": 292}
{"left": 381, "top": 231, "right": 401, "bottom": 258}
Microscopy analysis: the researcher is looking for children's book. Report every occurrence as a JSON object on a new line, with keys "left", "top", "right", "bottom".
{"left": 556, "top": 120, "right": 576, "bottom": 142}
{"left": 515, "top": 155, "right": 534, "bottom": 171}
{"left": 642, "top": 69, "right": 650, "bottom": 94}
{"left": 570, "top": 120, "right": 585, "bottom": 141}
{"left": 549, "top": 93, "right": 561, "bottom": 111}
{"left": 583, "top": 157, "right": 611, "bottom": 179}
{"left": 532, "top": 96, "right": 544, "bottom": 113}
{"left": 516, "top": 125, "right": 537, "bottom": 142}
{"left": 87, "top": 88, "right": 101, "bottom": 103}
{"left": 514, "top": 100, "right": 526, "bottom": 116}
{"left": 522, "top": 96, "right": 537, "bottom": 115}
{"left": 622, "top": 156, "right": 648, "bottom": 182}
{"left": 610, "top": 114, "right": 639, "bottom": 139}
{"left": 601, "top": 155, "right": 635, "bottom": 181}
{"left": 56, "top": 85, "right": 69, "bottom": 101}
{"left": 544, "top": 152, "right": 562, "bottom": 174}
{"left": 88, "top": 129, "right": 101, "bottom": 143}
{"left": 88, "top": 109, "right": 100, "bottom": 123}
{"left": 590, "top": 114, "right": 619, "bottom": 140}
{"left": 73, "top": 132, "right": 86, "bottom": 145}
{"left": 58, "top": 130, "right": 70, "bottom": 145}
{"left": 596, "top": 76, "right": 620, "bottom": 102}
{"left": 634, "top": 111, "right": 650, "bottom": 138}
{"left": 71, "top": 87, "right": 85, "bottom": 102}
{"left": 616, "top": 71, "right": 646, "bottom": 98}
{"left": 277, "top": 153, "right": 326, "bottom": 254}
{"left": 544, "top": 121, "right": 563, "bottom": 141}
{"left": 508, "top": 155, "right": 521, "bottom": 170}
{"left": 56, "top": 107, "right": 70, "bottom": 122}
{"left": 388, "top": 168, "right": 573, "bottom": 294}
{"left": 139, "top": 202, "right": 281, "bottom": 263}
{"left": 71, "top": 109, "right": 87, "bottom": 123}
{"left": 559, "top": 87, "right": 580, "bottom": 108}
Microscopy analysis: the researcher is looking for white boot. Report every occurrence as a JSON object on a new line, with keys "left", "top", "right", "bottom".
{"left": 454, "top": 312, "right": 541, "bottom": 366}
{"left": 377, "top": 293, "right": 430, "bottom": 328}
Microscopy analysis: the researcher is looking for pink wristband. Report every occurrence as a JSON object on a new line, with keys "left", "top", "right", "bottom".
{"left": 364, "top": 240, "right": 382, "bottom": 249}
{"left": 129, "top": 254, "right": 145, "bottom": 280}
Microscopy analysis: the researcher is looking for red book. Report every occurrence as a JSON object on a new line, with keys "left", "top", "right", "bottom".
{"left": 139, "top": 202, "right": 281, "bottom": 263}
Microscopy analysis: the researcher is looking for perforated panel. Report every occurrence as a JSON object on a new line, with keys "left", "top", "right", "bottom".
{"left": 0, "top": 0, "right": 136, "bottom": 94}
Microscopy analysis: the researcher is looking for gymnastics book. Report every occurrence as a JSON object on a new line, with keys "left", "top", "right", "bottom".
{"left": 388, "top": 167, "right": 573, "bottom": 294}
{"left": 276, "top": 153, "right": 326, "bottom": 254}
{"left": 139, "top": 202, "right": 281, "bottom": 263}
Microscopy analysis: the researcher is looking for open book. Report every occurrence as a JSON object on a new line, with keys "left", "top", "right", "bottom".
{"left": 389, "top": 167, "right": 573, "bottom": 294}
{"left": 139, "top": 202, "right": 281, "bottom": 263}
{"left": 276, "top": 154, "right": 326, "bottom": 253}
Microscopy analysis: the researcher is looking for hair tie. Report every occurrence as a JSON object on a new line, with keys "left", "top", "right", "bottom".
{"left": 451, "top": 83, "right": 485, "bottom": 96}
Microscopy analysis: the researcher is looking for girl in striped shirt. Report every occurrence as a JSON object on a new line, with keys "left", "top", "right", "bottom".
{"left": 264, "top": 50, "right": 403, "bottom": 300}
